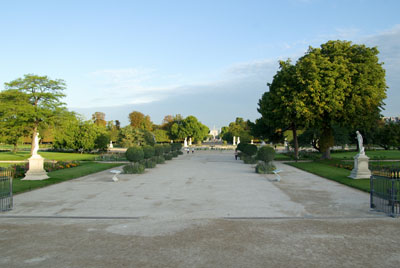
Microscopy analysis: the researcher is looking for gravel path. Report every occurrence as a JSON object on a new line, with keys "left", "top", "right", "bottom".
{"left": 1, "top": 151, "right": 399, "bottom": 268}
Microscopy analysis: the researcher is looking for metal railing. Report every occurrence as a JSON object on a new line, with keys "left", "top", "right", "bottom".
{"left": 0, "top": 168, "right": 13, "bottom": 212}
{"left": 370, "top": 165, "right": 400, "bottom": 217}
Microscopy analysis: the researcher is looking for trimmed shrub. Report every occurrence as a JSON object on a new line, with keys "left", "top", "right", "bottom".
{"left": 237, "top": 142, "right": 246, "bottom": 152}
{"left": 257, "top": 146, "right": 275, "bottom": 163}
{"left": 123, "top": 163, "right": 145, "bottom": 174}
{"left": 243, "top": 144, "right": 258, "bottom": 157}
{"left": 143, "top": 145, "right": 155, "bottom": 159}
{"left": 154, "top": 144, "right": 164, "bottom": 156}
{"left": 164, "top": 153, "right": 173, "bottom": 160}
{"left": 255, "top": 162, "right": 276, "bottom": 174}
{"left": 156, "top": 155, "right": 165, "bottom": 164}
{"left": 144, "top": 159, "right": 157, "bottom": 168}
{"left": 172, "top": 151, "right": 179, "bottom": 157}
{"left": 163, "top": 144, "right": 171, "bottom": 154}
{"left": 178, "top": 150, "right": 183, "bottom": 155}
{"left": 171, "top": 142, "right": 182, "bottom": 151}
{"left": 126, "top": 146, "right": 144, "bottom": 163}
{"left": 242, "top": 155, "right": 257, "bottom": 164}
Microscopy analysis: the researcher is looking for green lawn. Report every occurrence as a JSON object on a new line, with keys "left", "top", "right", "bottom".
{"left": 274, "top": 153, "right": 292, "bottom": 161}
{"left": 0, "top": 151, "right": 97, "bottom": 161}
{"left": 12, "top": 162, "right": 122, "bottom": 194}
{"left": 286, "top": 161, "right": 370, "bottom": 193}
{"left": 330, "top": 150, "right": 400, "bottom": 160}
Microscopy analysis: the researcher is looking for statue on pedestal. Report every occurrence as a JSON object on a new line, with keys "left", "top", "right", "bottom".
{"left": 23, "top": 132, "right": 49, "bottom": 180}
{"left": 356, "top": 131, "right": 365, "bottom": 155}
{"left": 233, "top": 136, "right": 236, "bottom": 145}
{"left": 32, "top": 133, "right": 40, "bottom": 156}
{"left": 184, "top": 137, "right": 188, "bottom": 147}
{"left": 189, "top": 137, "right": 192, "bottom": 146}
{"left": 237, "top": 137, "right": 240, "bottom": 145}
{"left": 349, "top": 131, "right": 371, "bottom": 179}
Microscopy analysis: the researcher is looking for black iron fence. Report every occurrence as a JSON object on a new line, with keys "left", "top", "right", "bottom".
{"left": 0, "top": 168, "right": 13, "bottom": 212}
{"left": 370, "top": 165, "right": 400, "bottom": 217}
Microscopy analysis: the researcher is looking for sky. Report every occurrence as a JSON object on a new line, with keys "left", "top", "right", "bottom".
{"left": 1, "top": 0, "right": 399, "bottom": 128}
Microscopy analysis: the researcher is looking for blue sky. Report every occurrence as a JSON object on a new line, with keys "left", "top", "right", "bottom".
{"left": 1, "top": 0, "right": 399, "bottom": 128}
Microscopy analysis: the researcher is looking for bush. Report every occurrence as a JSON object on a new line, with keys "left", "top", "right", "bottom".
{"left": 123, "top": 163, "right": 145, "bottom": 174}
{"left": 255, "top": 162, "right": 276, "bottom": 174}
{"left": 163, "top": 144, "right": 171, "bottom": 153}
{"left": 154, "top": 144, "right": 164, "bottom": 156}
{"left": 257, "top": 146, "right": 275, "bottom": 163}
{"left": 126, "top": 146, "right": 144, "bottom": 163}
{"left": 172, "top": 151, "right": 179, "bottom": 157}
{"left": 171, "top": 143, "right": 182, "bottom": 151}
{"left": 242, "top": 154, "right": 257, "bottom": 164}
{"left": 243, "top": 144, "right": 258, "bottom": 156}
{"left": 237, "top": 142, "right": 246, "bottom": 152}
{"left": 178, "top": 150, "right": 183, "bottom": 155}
{"left": 164, "top": 153, "right": 173, "bottom": 160}
{"left": 94, "top": 133, "right": 110, "bottom": 151}
{"left": 142, "top": 145, "right": 155, "bottom": 159}
{"left": 144, "top": 159, "right": 157, "bottom": 168}
{"left": 156, "top": 155, "right": 165, "bottom": 164}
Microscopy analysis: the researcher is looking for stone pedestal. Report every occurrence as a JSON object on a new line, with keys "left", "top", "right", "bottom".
{"left": 22, "top": 155, "right": 49, "bottom": 181}
{"left": 349, "top": 154, "right": 371, "bottom": 179}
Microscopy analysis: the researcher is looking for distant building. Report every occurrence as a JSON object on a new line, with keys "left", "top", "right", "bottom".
{"left": 209, "top": 126, "right": 220, "bottom": 139}
{"left": 383, "top": 116, "right": 400, "bottom": 123}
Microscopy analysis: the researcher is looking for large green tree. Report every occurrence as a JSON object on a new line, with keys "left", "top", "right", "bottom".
{"left": 4, "top": 74, "right": 66, "bottom": 154}
{"left": 169, "top": 115, "right": 209, "bottom": 142}
{"left": 221, "top": 118, "right": 253, "bottom": 144}
{"left": 0, "top": 90, "right": 32, "bottom": 152}
{"left": 295, "top": 40, "right": 387, "bottom": 159}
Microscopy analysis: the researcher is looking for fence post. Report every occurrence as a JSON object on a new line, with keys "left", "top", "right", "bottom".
{"left": 391, "top": 179, "right": 395, "bottom": 217}
{"left": 370, "top": 175, "right": 375, "bottom": 209}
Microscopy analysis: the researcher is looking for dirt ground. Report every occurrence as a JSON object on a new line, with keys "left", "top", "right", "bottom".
{"left": 1, "top": 151, "right": 399, "bottom": 267}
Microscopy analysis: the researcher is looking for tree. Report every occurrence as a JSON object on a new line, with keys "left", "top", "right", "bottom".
{"left": 129, "top": 111, "right": 153, "bottom": 131}
{"left": 169, "top": 115, "right": 209, "bottom": 142}
{"left": 0, "top": 90, "right": 32, "bottom": 152}
{"left": 295, "top": 40, "right": 387, "bottom": 159}
{"left": 92, "top": 112, "right": 107, "bottom": 127}
{"left": 221, "top": 117, "right": 253, "bottom": 144}
{"left": 258, "top": 60, "right": 304, "bottom": 160}
{"left": 4, "top": 74, "right": 66, "bottom": 154}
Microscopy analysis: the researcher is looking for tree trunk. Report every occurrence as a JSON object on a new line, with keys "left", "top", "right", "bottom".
{"left": 12, "top": 143, "right": 18, "bottom": 153}
{"left": 319, "top": 127, "right": 334, "bottom": 160}
{"left": 31, "top": 124, "right": 38, "bottom": 155}
{"left": 292, "top": 123, "right": 299, "bottom": 161}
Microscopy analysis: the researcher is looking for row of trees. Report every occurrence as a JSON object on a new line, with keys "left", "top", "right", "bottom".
{"left": 254, "top": 40, "right": 388, "bottom": 159}
{"left": 0, "top": 74, "right": 210, "bottom": 153}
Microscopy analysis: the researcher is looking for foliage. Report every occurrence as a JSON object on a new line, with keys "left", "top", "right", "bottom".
{"left": 242, "top": 144, "right": 258, "bottom": 157}
{"left": 4, "top": 74, "right": 67, "bottom": 154}
{"left": 164, "top": 153, "right": 173, "bottom": 160}
{"left": 144, "top": 159, "right": 157, "bottom": 169}
{"left": 257, "top": 146, "right": 276, "bottom": 163}
{"left": 106, "top": 120, "right": 120, "bottom": 142}
{"left": 172, "top": 151, "right": 179, "bottom": 157}
{"left": 169, "top": 115, "right": 209, "bottom": 142}
{"left": 163, "top": 144, "right": 171, "bottom": 153}
{"left": 92, "top": 112, "right": 107, "bottom": 127}
{"left": 94, "top": 133, "right": 110, "bottom": 151}
{"left": 221, "top": 117, "right": 253, "bottom": 144}
{"left": 153, "top": 129, "right": 170, "bottom": 143}
{"left": 154, "top": 144, "right": 165, "bottom": 156}
{"left": 142, "top": 145, "right": 155, "bottom": 159}
{"left": 375, "top": 122, "right": 400, "bottom": 150}
{"left": 171, "top": 142, "right": 182, "bottom": 151}
{"left": 242, "top": 155, "right": 257, "bottom": 164}
{"left": 156, "top": 155, "right": 165, "bottom": 164}
{"left": 118, "top": 126, "right": 154, "bottom": 147}
{"left": 125, "top": 146, "right": 144, "bottom": 163}
{"left": 128, "top": 111, "right": 153, "bottom": 131}
{"left": 123, "top": 163, "right": 145, "bottom": 174}
{"left": 255, "top": 162, "right": 276, "bottom": 174}
{"left": 0, "top": 90, "right": 32, "bottom": 152}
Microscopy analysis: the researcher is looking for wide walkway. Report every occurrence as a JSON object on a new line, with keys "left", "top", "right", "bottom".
{"left": 1, "top": 151, "right": 399, "bottom": 268}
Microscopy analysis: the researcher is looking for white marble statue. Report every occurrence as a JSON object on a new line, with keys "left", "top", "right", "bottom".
{"left": 356, "top": 131, "right": 365, "bottom": 155}
{"left": 233, "top": 136, "right": 236, "bottom": 145}
{"left": 32, "top": 133, "right": 40, "bottom": 156}
{"left": 109, "top": 141, "right": 113, "bottom": 149}
{"left": 184, "top": 137, "right": 188, "bottom": 147}
{"left": 251, "top": 140, "right": 254, "bottom": 144}
{"left": 189, "top": 137, "right": 192, "bottom": 146}
{"left": 237, "top": 137, "right": 240, "bottom": 145}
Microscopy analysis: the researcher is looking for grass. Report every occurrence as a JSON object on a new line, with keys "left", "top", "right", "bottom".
{"left": 274, "top": 153, "right": 292, "bottom": 161}
{"left": 286, "top": 161, "right": 371, "bottom": 193}
{"left": 330, "top": 150, "right": 400, "bottom": 160}
{"left": 0, "top": 151, "right": 97, "bottom": 161}
{"left": 11, "top": 162, "right": 122, "bottom": 194}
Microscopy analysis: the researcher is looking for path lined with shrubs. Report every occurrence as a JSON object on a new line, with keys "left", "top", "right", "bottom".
{"left": 2, "top": 150, "right": 398, "bottom": 268}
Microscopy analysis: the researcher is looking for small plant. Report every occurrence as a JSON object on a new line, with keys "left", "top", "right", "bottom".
{"left": 154, "top": 144, "right": 164, "bottom": 156}
{"left": 126, "top": 146, "right": 144, "bottom": 163}
{"left": 171, "top": 143, "right": 182, "bottom": 152}
{"left": 243, "top": 144, "right": 258, "bottom": 157}
{"left": 255, "top": 161, "right": 276, "bottom": 174}
{"left": 123, "top": 163, "right": 145, "bottom": 174}
{"left": 144, "top": 159, "right": 157, "bottom": 169}
{"left": 142, "top": 145, "right": 155, "bottom": 159}
{"left": 257, "top": 146, "right": 275, "bottom": 162}
{"left": 242, "top": 155, "right": 257, "bottom": 164}
{"left": 163, "top": 144, "right": 171, "bottom": 154}
{"left": 172, "top": 151, "right": 179, "bottom": 157}
{"left": 164, "top": 153, "right": 173, "bottom": 160}
{"left": 156, "top": 155, "right": 165, "bottom": 164}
